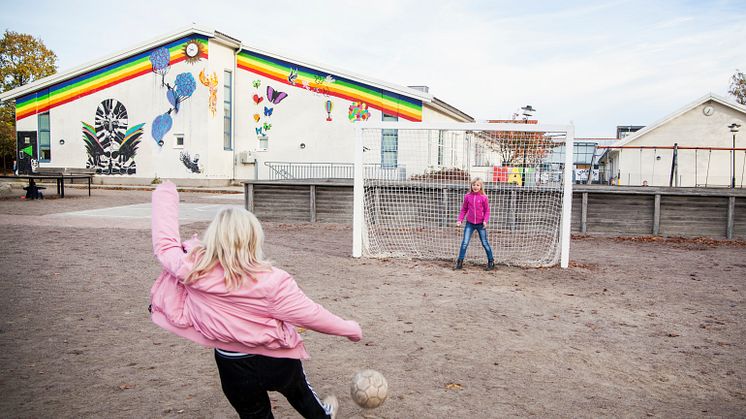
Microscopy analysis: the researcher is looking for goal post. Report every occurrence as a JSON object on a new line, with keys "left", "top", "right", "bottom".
{"left": 353, "top": 122, "right": 574, "bottom": 269}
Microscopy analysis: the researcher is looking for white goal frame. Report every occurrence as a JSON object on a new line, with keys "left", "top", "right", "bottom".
{"left": 352, "top": 121, "right": 574, "bottom": 268}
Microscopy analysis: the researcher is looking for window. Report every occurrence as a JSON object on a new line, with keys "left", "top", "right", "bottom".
{"left": 381, "top": 114, "right": 398, "bottom": 168}
{"left": 174, "top": 134, "right": 184, "bottom": 148}
{"left": 38, "top": 112, "right": 50, "bottom": 161}
{"left": 223, "top": 70, "right": 232, "bottom": 150}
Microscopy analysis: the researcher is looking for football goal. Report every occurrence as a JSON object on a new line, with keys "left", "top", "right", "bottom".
{"left": 352, "top": 122, "right": 574, "bottom": 268}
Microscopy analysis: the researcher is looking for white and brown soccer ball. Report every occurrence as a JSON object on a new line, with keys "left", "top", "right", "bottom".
{"left": 350, "top": 369, "right": 388, "bottom": 409}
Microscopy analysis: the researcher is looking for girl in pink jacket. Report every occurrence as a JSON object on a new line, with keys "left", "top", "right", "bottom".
{"left": 455, "top": 177, "right": 495, "bottom": 270}
{"left": 150, "top": 181, "right": 361, "bottom": 418}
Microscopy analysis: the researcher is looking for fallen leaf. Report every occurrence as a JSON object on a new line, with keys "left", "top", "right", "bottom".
{"left": 445, "top": 383, "right": 463, "bottom": 390}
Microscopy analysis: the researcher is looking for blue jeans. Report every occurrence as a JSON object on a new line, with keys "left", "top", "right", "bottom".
{"left": 458, "top": 221, "right": 494, "bottom": 261}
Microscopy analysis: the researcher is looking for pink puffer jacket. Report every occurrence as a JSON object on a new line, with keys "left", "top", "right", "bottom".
{"left": 150, "top": 182, "right": 362, "bottom": 359}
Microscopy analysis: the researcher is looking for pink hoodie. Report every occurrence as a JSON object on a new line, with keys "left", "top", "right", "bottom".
{"left": 150, "top": 182, "right": 362, "bottom": 359}
{"left": 457, "top": 192, "right": 490, "bottom": 225}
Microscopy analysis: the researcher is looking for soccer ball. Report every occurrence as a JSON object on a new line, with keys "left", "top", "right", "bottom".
{"left": 350, "top": 369, "right": 388, "bottom": 409}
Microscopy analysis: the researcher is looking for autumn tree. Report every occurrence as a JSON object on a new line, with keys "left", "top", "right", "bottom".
{"left": 0, "top": 30, "right": 57, "bottom": 173}
{"left": 729, "top": 69, "right": 746, "bottom": 105}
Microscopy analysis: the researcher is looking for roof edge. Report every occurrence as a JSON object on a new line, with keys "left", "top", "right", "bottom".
{"left": 237, "top": 42, "right": 433, "bottom": 103}
{"left": 0, "top": 25, "right": 214, "bottom": 102}
{"left": 428, "top": 97, "right": 474, "bottom": 122}
{"left": 614, "top": 93, "right": 746, "bottom": 147}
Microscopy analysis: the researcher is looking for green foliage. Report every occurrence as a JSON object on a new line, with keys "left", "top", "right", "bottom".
{"left": 729, "top": 69, "right": 746, "bottom": 105}
{"left": 0, "top": 30, "right": 58, "bottom": 162}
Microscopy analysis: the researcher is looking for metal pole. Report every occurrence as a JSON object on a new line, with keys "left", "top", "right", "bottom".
{"left": 733, "top": 133, "right": 736, "bottom": 189}
{"left": 669, "top": 143, "right": 678, "bottom": 187}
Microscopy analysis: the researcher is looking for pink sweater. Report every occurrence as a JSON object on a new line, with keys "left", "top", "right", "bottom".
{"left": 150, "top": 182, "right": 361, "bottom": 359}
{"left": 457, "top": 192, "right": 490, "bottom": 224}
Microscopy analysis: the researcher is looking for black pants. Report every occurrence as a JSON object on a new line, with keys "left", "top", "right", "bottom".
{"left": 214, "top": 351, "right": 331, "bottom": 419}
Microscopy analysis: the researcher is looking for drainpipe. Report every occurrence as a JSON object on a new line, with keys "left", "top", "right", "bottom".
{"left": 232, "top": 47, "right": 238, "bottom": 183}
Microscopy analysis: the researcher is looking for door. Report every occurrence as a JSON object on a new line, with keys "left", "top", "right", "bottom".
{"left": 16, "top": 131, "right": 38, "bottom": 175}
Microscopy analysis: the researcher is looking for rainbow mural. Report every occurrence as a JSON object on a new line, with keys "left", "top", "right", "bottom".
{"left": 15, "top": 36, "right": 209, "bottom": 121}
{"left": 237, "top": 50, "right": 423, "bottom": 122}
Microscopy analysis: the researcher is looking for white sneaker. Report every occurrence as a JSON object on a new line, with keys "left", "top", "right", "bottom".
{"left": 322, "top": 395, "right": 338, "bottom": 419}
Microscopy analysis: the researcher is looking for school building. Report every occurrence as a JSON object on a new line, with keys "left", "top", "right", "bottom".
{"left": 0, "top": 26, "right": 473, "bottom": 186}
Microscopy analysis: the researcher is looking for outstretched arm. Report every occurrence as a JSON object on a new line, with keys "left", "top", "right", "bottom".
{"left": 270, "top": 274, "right": 362, "bottom": 341}
{"left": 152, "top": 181, "right": 191, "bottom": 279}
{"left": 457, "top": 195, "right": 468, "bottom": 224}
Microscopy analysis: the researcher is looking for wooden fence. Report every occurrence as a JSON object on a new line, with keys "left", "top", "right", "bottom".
{"left": 243, "top": 180, "right": 746, "bottom": 239}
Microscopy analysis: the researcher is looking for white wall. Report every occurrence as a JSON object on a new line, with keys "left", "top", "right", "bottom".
{"left": 612, "top": 100, "right": 746, "bottom": 187}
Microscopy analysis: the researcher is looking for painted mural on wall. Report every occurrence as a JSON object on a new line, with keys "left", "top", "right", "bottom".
{"left": 348, "top": 101, "right": 370, "bottom": 122}
{"left": 179, "top": 151, "right": 202, "bottom": 173}
{"left": 251, "top": 80, "right": 289, "bottom": 139}
{"left": 198, "top": 69, "right": 218, "bottom": 117}
{"left": 15, "top": 35, "right": 208, "bottom": 122}
{"left": 236, "top": 49, "right": 423, "bottom": 122}
{"left": 81, "top": 99, "right": 144, "bottom": 175}
{"left": 325, "top": 100, "right": 333, "bottom": 121}
{"left": 150, "top": 47, "right": 197, "bottom": 146}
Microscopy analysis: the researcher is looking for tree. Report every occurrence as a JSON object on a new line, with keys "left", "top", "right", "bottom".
{"left": 729, "top": 69, "right": 746, "bottom": 105}
{"left": 0, "top": 30, "right": 57, "bottom": 173}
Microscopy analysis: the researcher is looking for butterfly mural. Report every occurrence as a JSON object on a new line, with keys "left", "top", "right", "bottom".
{"left": 266, "top": 86, "right": 288, "bottom": 104}
{"left": 288, "top": 68, "right": 299, "bottom": 85}
{"left": 253, "top": 94, "right": 264, "bottom": 105}
{"left": 252, "top": 79, "right": 261, "bottom": 89}
{"left": 253, "top": 113, "right": 261, "bottom": 122}
{"left": 263, "top": 122, "right": 272, "bottom": 131}
{"left": 264, "top": 106, "right": 273, "bottom": 117}
{"left": 256, "top": 127, "right": 265, "bottom": 136}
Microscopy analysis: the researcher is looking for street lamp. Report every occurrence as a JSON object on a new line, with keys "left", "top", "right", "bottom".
{"left": 729, "top": 122, "right": 741, "bottom": 188}
{"left": 521, "top": 105, "right": 536, "bottom": 121}
{"left": 520, "top": 105, "right": 535, "bottom": 186}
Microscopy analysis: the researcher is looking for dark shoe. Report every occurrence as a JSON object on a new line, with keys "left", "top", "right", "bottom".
{"left": 486, "top": 260, "right": 495, "bottom": 271}
{"left": 455, "top": 259, "right": 463, "bottom": 270}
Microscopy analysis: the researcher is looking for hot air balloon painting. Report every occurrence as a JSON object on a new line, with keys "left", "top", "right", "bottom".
{"left": 325, "top": 100, "right": 333, "bottom": 121}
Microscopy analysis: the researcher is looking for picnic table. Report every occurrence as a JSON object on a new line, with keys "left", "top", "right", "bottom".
{"left": 0, "top": 173, "right": 93, "bottom": 198}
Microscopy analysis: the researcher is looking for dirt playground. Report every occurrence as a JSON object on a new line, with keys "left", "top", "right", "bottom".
{"left": 0, "top": 184, "right": 744, "bottom": 418}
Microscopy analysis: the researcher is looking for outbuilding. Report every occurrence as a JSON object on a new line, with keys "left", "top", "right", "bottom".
{"left": 604, "top": 93, "right": 746, "bottom": 187}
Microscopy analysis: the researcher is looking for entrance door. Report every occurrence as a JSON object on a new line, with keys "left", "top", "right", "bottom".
{"left": 16, "top": 131, "right": 38, "bottom": 175}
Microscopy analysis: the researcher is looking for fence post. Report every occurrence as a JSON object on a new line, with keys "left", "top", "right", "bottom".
{"left": 581, "top": 192, "right": 588, "bottom": 233}
{"left": 653, "top": 194, "right": 661, "bottom": 235}
{"left": 245, "top": 183, "right": 254, "bottom": 212}
{"left": 727, "top": 196, "right": 735, "bottom": 239}
{"left": 310, "top": 185, "right": 317, "bottom": 223}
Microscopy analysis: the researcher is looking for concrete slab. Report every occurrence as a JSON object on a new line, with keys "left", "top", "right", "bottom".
{"left": 51, "top": 203, "right": 243, "bottom": 222}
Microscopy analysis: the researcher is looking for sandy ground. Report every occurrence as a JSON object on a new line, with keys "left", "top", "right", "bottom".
{"left": 0, "top": 183, "right": 745, "bottom": 418}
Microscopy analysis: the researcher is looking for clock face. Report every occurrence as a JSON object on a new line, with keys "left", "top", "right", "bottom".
{"left": 185, "top": 42, "right": 199, "bottom": 58}
{"left": 703, "top": 106, "right": 714, "bottom": 116}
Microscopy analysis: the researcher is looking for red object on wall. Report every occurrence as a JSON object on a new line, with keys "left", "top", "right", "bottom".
{"left": 493, "top": 166, "right": 508, "bottom": 182}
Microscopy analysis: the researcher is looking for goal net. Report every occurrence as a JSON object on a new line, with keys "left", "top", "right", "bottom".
{"left": 352, "top": 122, "right": 574, "bottom": 268}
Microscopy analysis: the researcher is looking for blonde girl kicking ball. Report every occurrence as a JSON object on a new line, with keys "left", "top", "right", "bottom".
{"left": 150, "top": 181, "right": 361, "bottom": 418}
{"left": 455, "top": 177, "right": 495, "bottom": 271}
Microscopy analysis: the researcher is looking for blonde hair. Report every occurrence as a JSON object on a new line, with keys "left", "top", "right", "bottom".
{"left": 184, "top": 207, "right": 272, "bottom": 290}
{"left": 470, "top": 177, "right": 486, "bottom": 195}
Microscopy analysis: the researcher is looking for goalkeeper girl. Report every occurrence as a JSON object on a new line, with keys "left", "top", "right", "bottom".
{"left": 150, "top": 181, "right": 361, "bottom": 418}
{"left": 455, "top": 177, "right": 495, "bottom": 271}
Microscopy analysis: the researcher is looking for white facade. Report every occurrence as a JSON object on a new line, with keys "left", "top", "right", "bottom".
{"left": 2, "top": 27, "right": 471, "bottom": 186}
{"left": 607, "top": 94, "right": 746, "bottom": 187}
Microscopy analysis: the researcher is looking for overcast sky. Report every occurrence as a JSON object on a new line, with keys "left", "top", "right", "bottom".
{"left": 1, "top": 0, "right": 744, "bottom": 137}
